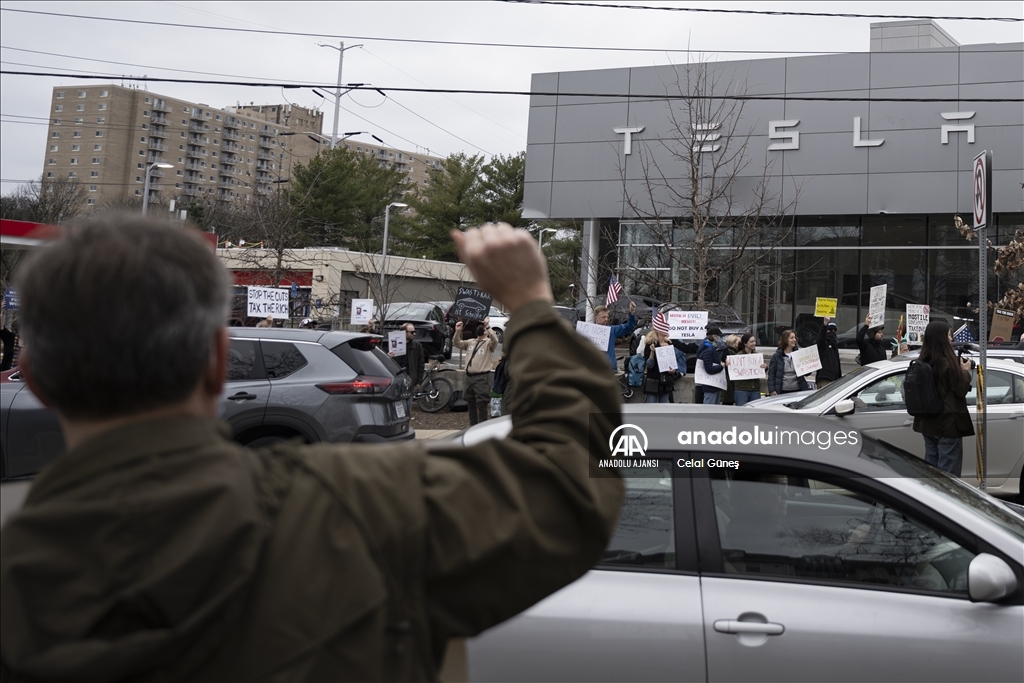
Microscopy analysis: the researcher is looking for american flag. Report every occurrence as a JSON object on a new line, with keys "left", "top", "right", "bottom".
{"left": 652, "top": 309, "right": 670, "bottom": 334}
{"left": 953, "top": 324, "right": 976, "bottom": 343}
{"left": 606, "top": 276, "right": 622, "bottom": 304}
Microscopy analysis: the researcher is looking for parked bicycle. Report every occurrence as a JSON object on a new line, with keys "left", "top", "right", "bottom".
{"left": 414, "top": 355, "right": 454, "bottom": 413}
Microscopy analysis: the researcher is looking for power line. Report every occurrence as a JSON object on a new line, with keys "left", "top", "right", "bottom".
{"left": 498, "top": 0, "right": 1023, "bottom": 22}
{"left": 2, "top": 71, "right": 1021, "bottom": 102}
{"left": 384, "top": 96, "right": 493, "bottom": 155}
{"left": 4, "top": 8, "right": 1020, "bottom": 56}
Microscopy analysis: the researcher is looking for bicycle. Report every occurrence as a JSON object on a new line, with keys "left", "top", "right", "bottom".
{"left": 414, "top": 355, "right": 455, "bottom": 413}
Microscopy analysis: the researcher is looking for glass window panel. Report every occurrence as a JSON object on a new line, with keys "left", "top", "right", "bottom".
{"left": 862, "top": 215, "right": 926, "bottom": 247}
{"left": 928, "top": 215, "right": 972, "bottom": 246}
{"left": 227, "top": 339, "right": 259, "bottom": 381}
{"left": 792, "top": 250, "right": 861, "bottom": 345}
{"left": 927, "top": 250, "right": 982, "bottom": 330}
{"left": 863, "top": 249, "right": 929, "bottom": 326}
{"left": 996, "top": 213, "right": 1023, "bottom": 247}
{"left": 852, "top": 372, "right": 907, "bottom": 412}
{"left": 796, "top": 216, "right": 860, "bottom": 246}
{"left": 710, "top": 468, "right": 975, "bottom": 594}
{"left": 600, "top": 463, "right": 674, "bottom": 569}
{"left": 261, "top": 341, "right": 308, "bottom": 380}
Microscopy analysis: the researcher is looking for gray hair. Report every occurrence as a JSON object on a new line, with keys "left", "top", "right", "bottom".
{"left": 16, "top": 213, "right": 231, "bottom": 419}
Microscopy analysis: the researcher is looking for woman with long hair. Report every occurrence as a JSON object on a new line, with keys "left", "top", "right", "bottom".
{"left": 912, "top": 319, "right": 974, "bottom": 475}
{"left": 733, "top": 333, "right": 767, "bottom": 405}
{"left": 768, "top": 329, "right": 810, "bottom": 396}
{"left": 642, "top": 324, "right": 679, "bottom": 404}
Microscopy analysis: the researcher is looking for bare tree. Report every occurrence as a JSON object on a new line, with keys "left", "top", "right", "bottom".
{"left": 0, "top": 176, "right": 87, "bottom": 225}
{"left": 615, "top": 58, "right": 798, "bottom": 310}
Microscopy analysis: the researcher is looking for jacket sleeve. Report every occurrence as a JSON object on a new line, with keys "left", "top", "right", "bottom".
{"left": 485, "top": 328, "right": 499, "bottom": 352}
{"left": 856, "top": 325, "right": 868, "bottom": 349}
{"left": 453, "top": 335, "right": 470, "bottom": 351}
{"left": 419, "top": 302, "right": 624, "bottom": 641}
{"left": 608, "top": 313, "right": 637, "bottom": 340}
{"left": 700, "top": 345, "right": 724, "bottom": 375}
{"left": 768, "top": 351, "right": 781, "bottom": 394}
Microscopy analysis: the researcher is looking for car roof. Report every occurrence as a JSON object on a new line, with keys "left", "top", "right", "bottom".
{"left": 228, "top": 327, "right": 375, "bottom": 348}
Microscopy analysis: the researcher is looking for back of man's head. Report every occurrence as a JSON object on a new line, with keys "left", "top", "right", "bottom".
{"left": 16, "top": 213, "right": 230, "bottom": 420}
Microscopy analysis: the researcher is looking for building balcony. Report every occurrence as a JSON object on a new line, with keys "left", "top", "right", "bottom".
{"left": 146, "top": 154, "right": 165, "bottom": 164}
{"left": 153, "top": 101, "right": 170, "bottom": 113}
{"left": 189, "top": 122, "right": 205, "bottom": 133}
{"left": 223, "top": 118, "right": 240, "bottom": 129}
{"left": 191, "top": 109, "right": 204, "bottom": 120}
{"left": 259, "top": 136, "right": 273, "bottom": 147}
{"left": 182, "top": 187, "right": 196, "bottom": 196}
{"left": 149, "top": 127, "right": 169, "bottom": 139}
{"left": 188, "top": 134, "right": 205, "bottom": 145}
{"left": 222, "top": 141, "right": 241, "bottom": 152}
{"left": 218, "top": 181, "right": 234, "bottom": 189}
{"left": 151, "top": 113, "right": 169, "bottom": 124}
{"left": 148, "top": 140, "right": 168, "bottom": 151}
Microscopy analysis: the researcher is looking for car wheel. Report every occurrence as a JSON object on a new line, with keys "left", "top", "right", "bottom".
{"left": 493, "top": 328, "right": 504, "bottom": 345}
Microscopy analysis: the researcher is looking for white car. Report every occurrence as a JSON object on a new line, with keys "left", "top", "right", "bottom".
{"left": 486, "top": 306, "right": 510, "bottom": 344}
{"left": 749, "top": 357, "right": 1024, "bottom": 498}
{"left": 449, "top": 408, "right": 1024, "bottom": 682}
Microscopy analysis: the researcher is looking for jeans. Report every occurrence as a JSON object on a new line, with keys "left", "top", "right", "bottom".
{"left": 733, "top": 390, "right": 761, "bottom": 406}
{"left": 645, "top": 392, "right": 671, "bottom": 403}
{"left": 702, "top": 389, "right": 722, "bottom": 405}
{"left": 923, "top": 434, "right": 963, "bottom": 476}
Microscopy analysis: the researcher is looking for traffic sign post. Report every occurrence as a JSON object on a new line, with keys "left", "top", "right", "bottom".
{"left": 973, "top": 150, "right": 992, "bottom": 491}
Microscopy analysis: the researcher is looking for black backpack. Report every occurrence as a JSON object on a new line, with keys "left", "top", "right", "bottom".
{"left": 904, "top": 360, "right": 944, "bottom": 417}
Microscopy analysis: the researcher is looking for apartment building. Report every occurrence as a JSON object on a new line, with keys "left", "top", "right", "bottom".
{"left": 339, "top": 139, "right": 444, "bottom": 190}
{"left": 42, "top": 85, "right": 323, "bottom": 210}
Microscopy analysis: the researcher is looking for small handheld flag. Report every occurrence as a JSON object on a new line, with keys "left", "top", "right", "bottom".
{"left": 606, "top": 275, "right": 622, "bottom": 305}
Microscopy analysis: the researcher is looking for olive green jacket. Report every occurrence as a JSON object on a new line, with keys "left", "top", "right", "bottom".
{"left": 0, "top": 301, "right": 624, "bottom": 682}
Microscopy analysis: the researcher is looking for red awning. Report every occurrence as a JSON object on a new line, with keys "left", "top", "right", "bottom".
{"left": 0, "top": 219, "right": 63, "bottom": 248}
{"left": 231, "top": 269, "right": 313, "bottom": 287}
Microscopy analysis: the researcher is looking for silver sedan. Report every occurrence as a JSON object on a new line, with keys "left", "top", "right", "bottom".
{"left": 749, "top": 357, "right": 1024, "bottom": 498}
{"left": 457, "top": 408, "right": 1024, "bottom": 682}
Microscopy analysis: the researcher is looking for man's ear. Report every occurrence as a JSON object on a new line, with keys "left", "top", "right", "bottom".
{"left": 203, "top": 328, "right": 229, "bottom": 398}
{"left": 18, "top": 349, "right": 55, "bottom": 409}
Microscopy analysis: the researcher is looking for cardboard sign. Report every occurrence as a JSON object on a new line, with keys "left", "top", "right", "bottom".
{"left": 3, "top": 287, "right": 18, "bottom": 311}
{"left": 695, "top": 359, "right": 728, "bottom": 391}
{"left": 727, "top": 353, "right": 766, "bottom": 381}
{"left": 868, "top": 284, "right": 887, "bottom": 328}
{"left": 246, "top": 286, "right": 290, "bottom": 319}
{"left": 576, "top": 320, "right": 611, "bottom": 352}
{"left": 990, "top": 308, "right": 1015, "bottom": 342}
{"left": 668, "top": 310, "right": 709, "bottom": 340}
{"left": 906, "top": 304, "right": 930, "bottom": 342}
{"left": 814, "top": 297, "right": 837, "bottom": 317}
{"left": 388, "top": 331, "right": 406, "bottom": 356}
{"left": 790, "top": 346, "right": 822, "bottom": 377}
{"left": 450, "top": 286, "right": 492, "bottom": 322}
{"left": 350, "top": 299, "right": 374, "bottom": 325}
{"left": 654, "top": 345, "right": 678, "bottom": 374}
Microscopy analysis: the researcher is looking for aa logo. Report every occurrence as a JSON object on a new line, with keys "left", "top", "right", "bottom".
{"left": 608, "top": 424, "right": 648, "bottom": 458}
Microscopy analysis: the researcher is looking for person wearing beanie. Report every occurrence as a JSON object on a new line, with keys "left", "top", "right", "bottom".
{"left": 815, "top": 317, "right": 842, "bottom": 388}
{"left": 857, "top": 314, "right": 888, "bottom": 365}
{"left": 696, "top": 325, "right": 728, "bottom": 404}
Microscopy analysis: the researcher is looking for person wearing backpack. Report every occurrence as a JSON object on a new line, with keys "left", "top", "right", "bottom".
{"left": 911, "top": 320, "right": 974, "bottom": 475}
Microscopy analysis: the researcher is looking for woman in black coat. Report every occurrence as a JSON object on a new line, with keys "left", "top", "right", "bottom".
{"left": 912, "top": 320, "right": 974, "bottom": 476}
{"left": 768, "top": 330, "right": 810, "bottom": 396}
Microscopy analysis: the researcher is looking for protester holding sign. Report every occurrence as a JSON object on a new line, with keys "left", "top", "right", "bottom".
{"left": 721, "top": 335, "right": 741, "bottom": 405}
{"left": 454, "top": 318, "right": 499, "bottom": 426}
{"left": 389, "top": 323, "right": 422, "bottom": 414}
{"left": 696, "top": 326, "right": 729, "bottom": 404}
{"left": 594, "top": 301, "right": 636, "bottom": 372}
{"left": 857, "top": 314, "right": 887, "bottom": 365}
{"left": 815, "top": 317, "right": 842, "bottom": 388}
{"left": 641, "top": 317, "right": 680, "bottom": 404}
{"left": 731, "top": 334, "right": 766, "bottom": 405}
{"left": 768, "top": 330, "right": 810, "bottom": 396}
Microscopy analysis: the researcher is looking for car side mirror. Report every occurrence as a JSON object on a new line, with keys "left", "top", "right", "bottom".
{"left": 832, "top": 399, "right": 855, "bottom": 416}
{"left": 968, "top": 553, "right": 1017, "bottom": 603}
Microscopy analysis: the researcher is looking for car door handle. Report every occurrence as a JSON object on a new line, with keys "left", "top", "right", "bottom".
{"left": 228, "top": 392, "right": 258, "bottom": 401}
{"left": 714, "top": 620, "right": 785, "bottom": 636}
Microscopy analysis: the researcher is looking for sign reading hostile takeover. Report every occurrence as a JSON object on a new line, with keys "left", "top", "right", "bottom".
{"left": 906, "top": 304, "right": 929, "bottom": 342}
{"left": 668, "top": 311, "right": 708, "bottom": 340}
{"left": 727, "top": 353, "right": 766, "bottom": 381}
{"left": 247, "top": 286, "right": 289, "bottom": 319}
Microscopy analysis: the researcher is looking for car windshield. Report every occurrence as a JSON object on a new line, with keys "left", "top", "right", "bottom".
{"left": 859, "top": 437, "right": 1024, "bottom": 542}
{"left": 489, "top": 307, "right": 504, "bottom": 317}
{"left": 789, "top": 366, "right": 876, "bottom": 410}
{"left": 383, "top": 303, "right": 433, "bottom": 319}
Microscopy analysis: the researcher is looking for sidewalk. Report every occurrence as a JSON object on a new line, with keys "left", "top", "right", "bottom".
{"left": 415, "top": 429, "right": 460, "bottom": 440}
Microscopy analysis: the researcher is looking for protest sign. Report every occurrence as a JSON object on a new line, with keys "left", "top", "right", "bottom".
{"left": 655, "top": 345, "right": 678, "bottom": 374}
{"left": 814, "top": 297, "right": 837, "bottom": 317}
{"left": 450, "top": 286, "right": 492, "bottom": 322}
{"left": 246, "top": 286, "right": 289, "bottom": 319}
{"left": 695, "top": 360, "right": 728, "bottom": 391}
{"left": 575, "top": 320, "right": 611, "bottom": 352}
{"left": 906, "top": 304, "right": 929, "bottom": 342}
{"left": 727, "top": 353, "right": 766, "bottom": 381}
{"left": 868, "top": 284, "right": 887, "bottom": 327}
{"left": 388, "top": 331, "right": 406, "bottom": 356}
{"left": 668, "top": 310, "right": 709, "bottom": 340}
{"left": 790, "top": 346, "right": 822, "bottom": 376}
{"left": 350, "top": 299, "right": 373, "bottom": 325}
{"left": 3, "top": 287, "right": 18, "bottom": 311}
{"left": 990, "top": 308, "right": 1014, "bottom": 342}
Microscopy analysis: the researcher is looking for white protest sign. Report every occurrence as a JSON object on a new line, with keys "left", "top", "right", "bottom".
{"left": 576, "top": 320, "right": 611, "bottom": 352}
{"left": 727, "top": 353, "right": 766, "bottom": 381}
{"left": 247, "top": 286, "right": 290, "bottom": 319}
{"left": 790, "top": 346, "right": 822, "bottom": 377}
{"left": 388, "top": 331, "right": 406, "bottom": 356}
{"left": 906, "top": 304, "right": 929, "bottom": 342}
{"left": 350, "top": 299, "right": 374, "bottom": 325}
{"left": 655, "top": 345, "right": 678, "bottom": 374}
{"left": 868, "top": 284, "right": 887, "bottom": 328}
{"left": 668, "top": 310, "right": 709, "bottom": 340}
{"left": 695, "top": 360, "right": 728, "bottom": 391}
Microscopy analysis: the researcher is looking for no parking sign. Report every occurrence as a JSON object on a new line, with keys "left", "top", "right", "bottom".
{"left": 973, "top": 151, "right": 991, "bottom": 230}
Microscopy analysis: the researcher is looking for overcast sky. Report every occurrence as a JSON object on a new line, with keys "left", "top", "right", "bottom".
{"left": 1, "top": 1, "right": 1021, "bottom": 195}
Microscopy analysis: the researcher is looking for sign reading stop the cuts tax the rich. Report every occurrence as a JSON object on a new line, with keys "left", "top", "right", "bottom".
{"left": 247, "top": 286, "right": 290, "bottom": 319}
{"left": 668, "top": 311, "right": 708, "bottom": 340}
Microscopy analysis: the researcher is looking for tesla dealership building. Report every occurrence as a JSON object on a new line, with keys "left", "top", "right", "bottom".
{"left": 523, "top": 21, "right": 1023, "bottom": 338}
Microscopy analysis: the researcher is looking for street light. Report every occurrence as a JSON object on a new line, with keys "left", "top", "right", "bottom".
{"left": 380, "top": 202, "right": 408, "bottom": 302}
{"left": 538, "top": 227, "right": 558, "bottom": 249}
{"left": 142, "top": 162, "right": 173, "bottom": 215}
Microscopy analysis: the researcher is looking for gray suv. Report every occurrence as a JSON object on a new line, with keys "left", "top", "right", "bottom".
{"left": 0, "top": 329, "right": 412, "bottom": 481}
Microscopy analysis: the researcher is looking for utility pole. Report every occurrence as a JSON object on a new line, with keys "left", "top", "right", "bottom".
{"left": 331, "top": 41, "right": 343, "bottom": 150}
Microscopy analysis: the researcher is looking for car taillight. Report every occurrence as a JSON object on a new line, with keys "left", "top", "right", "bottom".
{"left": 316, "top": 376, "right": 392, "bottom": 394}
